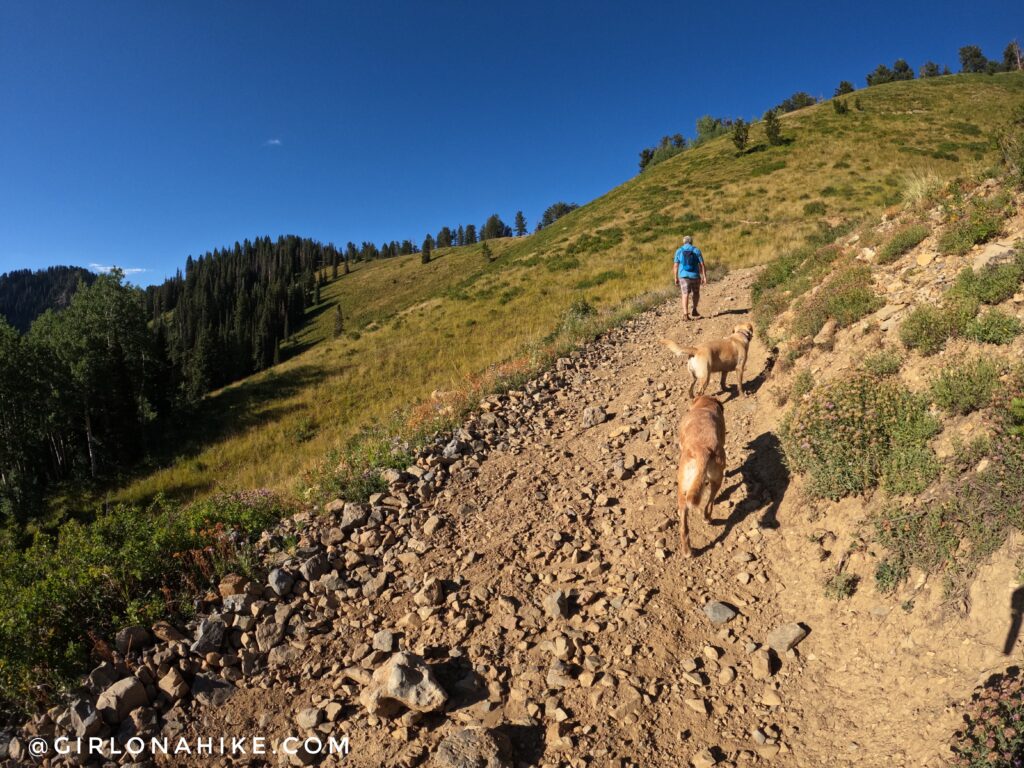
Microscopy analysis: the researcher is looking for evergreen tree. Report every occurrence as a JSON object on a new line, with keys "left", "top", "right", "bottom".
{"left": 892, "top": 59, "right": 914, "bottom": 81}
{"left": 763, "top": 109, "right": 782, "bottom": 145}
{"left": 514, "top": 211, "right": 527, "bottom": 236}
{"left": 731, "top": 119, "right": 749, "bottom": 151}
{"left": 436, "top": 227, "right": 453, "bottom": 248}
{"left": 866, "top": 63, "right": 894, "bottom": 86}
{"left": 333, "top": 305, "right": 343, "bottom": 338}
{"left": 776, "top": 92, "right": 817, "bottom": 113}
{"left": 537, "top": 202, "right": 579, "bottom": 230}
{"left": 331, "top": 251, "right": 339, "bottom": 279}
{"left": 920, "top": 61, "right": 942, "bottom": 78}
{"left": 834, "top": 81, "right": 854, "bottom": 96}
{"left": 1005, "top": 41, "right": 1023, "bottom": 72}
{"left": 959, "top": 45, "right": 989, "bottom": 73}
{"left": 421, "top": 235, "right": 433, "bottom": 264}
{"left": 456, "top": 225, "right": 465, "bottom": 246}
{"left": 481, "top": 214, "right": 508, "bottom": 241}
{"left": 464, "top": 224, "right": 477, "bottom": 244}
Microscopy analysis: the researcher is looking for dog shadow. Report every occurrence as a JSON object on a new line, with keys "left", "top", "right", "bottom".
{"left": 714, "top": 307, "right": 751, "bottom": 317}
{"left": 694, "top": 431, "right": 790, "bottom": 555}
{"left": 711, "top": 347, "right": 778, "bottom": 403}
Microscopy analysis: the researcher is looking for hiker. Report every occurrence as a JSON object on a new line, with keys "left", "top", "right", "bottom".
{"left": 673, "top": 235, "right": 708, "bottom": 320}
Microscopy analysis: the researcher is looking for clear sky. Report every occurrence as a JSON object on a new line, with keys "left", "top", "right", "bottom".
{"left": 1, "top": 1, "right": 1019, "bottom": 285}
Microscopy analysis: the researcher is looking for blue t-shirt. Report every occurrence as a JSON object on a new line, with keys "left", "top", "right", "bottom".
{"left": 674, "top": 244, "right": 703, "bottom": 279}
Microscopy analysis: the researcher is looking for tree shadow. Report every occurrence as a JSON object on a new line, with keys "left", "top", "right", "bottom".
{"left": 1004, "top": 586, "right": 1024, "bottom": 654}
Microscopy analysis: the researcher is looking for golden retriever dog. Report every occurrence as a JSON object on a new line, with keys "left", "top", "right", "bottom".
{"left": 675, "top": 395, "right": 726, "bottom": 557}
{"left": 660, "top": 322, "right": 754, "bottom": 398}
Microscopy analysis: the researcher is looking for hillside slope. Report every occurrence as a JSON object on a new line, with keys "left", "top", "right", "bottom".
{"left": 115, "top": 73, "right": 1024, "bottom": 506}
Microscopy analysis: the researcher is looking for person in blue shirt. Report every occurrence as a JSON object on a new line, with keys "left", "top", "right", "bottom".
{"left": 673, "top": 235, "right": 708, "bottom": 320}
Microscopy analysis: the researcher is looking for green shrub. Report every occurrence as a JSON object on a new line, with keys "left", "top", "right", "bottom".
{"left": 789, "top": 369, "right": 815, "bottom": 401}
{"left": 881, "top": 444, "right": 940, "bottom": 495}
{"left": 861, "top": 348, "right": 903, "bottom": 377}
{"left": 938, "top": 197, "right": 1008, "bottom": 255}
{"left": 875, "top": 375, "right": 1024, "bottom": 596}
{"left": 930, "top": 360, "right": 1000, "bottom": 415}
{"left": 874, "top": 559, "right": 908, "bottom": 594}
{"left": 780, "top": 373, "right": 939, "bottom": 499}
{"left": 951, "top": 673, "right": 1024, "bottom": 768}
{"left": 877, "top": 224, "right": 930, "bottom": 265}
{"left": 803, "top": 201, "right": 827, "bottom": 216}
{"left": 900, "top": 304, "right": 950, "bottom": 355}
{"left": 790, "top": 262, "right": 882, "bottom": 339}
{"left": 824, "top": 571, "right": 858, "bottom": 600}
{"left": 0, "top": 490, "right": 289, "bottom": 713}
{"left": 301, "top": 429, "right": 414, "bottom": 505}
{"left": 965, "top": 310, "right": 1023, "bottom": 344}
{"left": 950, "top": 263, "right": 1024, "bottom": 306}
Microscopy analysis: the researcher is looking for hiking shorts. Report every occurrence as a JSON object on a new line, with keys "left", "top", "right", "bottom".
{"left": 679, "top": 278, "right": 701, "bottom": 298}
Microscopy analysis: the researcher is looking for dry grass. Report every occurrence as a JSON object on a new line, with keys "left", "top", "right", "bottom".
{"left": 111, "top": 73, "right": 1024, "bottom": 506}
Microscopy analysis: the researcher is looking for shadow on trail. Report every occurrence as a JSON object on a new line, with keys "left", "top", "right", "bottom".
{"left": 695, "top": 430, "right": 790, "bottom": 556}
{"left": 714, "top": 307, "right": 751, "bottom": 317}
{"left": 1005, "top": 586, "right": 1024, "bottom": 654}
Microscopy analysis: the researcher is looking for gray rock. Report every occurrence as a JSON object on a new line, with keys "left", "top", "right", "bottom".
{"left": 581, "top": 406, "right": 607, "bottom": 429}
{"left": 703, "top": 601, "right": 737, "bottom": 625}
{"left": 434, "top": 727, "right": 511, "bottom": 768}
{"left": 340, "top": 503, "right": 368, "bottom": 532}
{"left": 372, "top": 629, "right": 396, "bottom": 653}
{"left": 191, "top": 674, "right": 235, "bottom": 707}
{"left": 87, "top": 662, "right": 120, "bottom": 693}
{"left": 268, "top": 644, "right": 302, "bottom": 667}
{"left": 299, "top": 554, "right": 329, "bottom": 582}
{"left": 359, "top": 652, "right": 448, "bottom": 717}
{"left": 543, "top": 590, "right": 568, "bottom": 620}
{"left": 362, "top": 571, "right": 388, "bottom": 598}
{"left": 97, "top": 677, "right": 148, "bottom": 725}
{"left": 256, "top": 620, "right": 287, "bottom": 652}
{"left": 295, "top": 707, "right": 324, "bottom": 730}
{"left": 766, "top": 622, "right": 808, "bottom": 653}
{"left": 114, "top": 626, "right": 152, "bottom": 656}
{"left": 70, "top": 698, "right": 103, "bottom": 737}
{"left": 190, "top": 617, "right": 225, "bottom": 654}
{"left": 268, "top": 568, "right": 295, "bottom": 596}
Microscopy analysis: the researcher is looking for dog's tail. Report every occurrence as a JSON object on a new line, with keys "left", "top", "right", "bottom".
{"left": 683, "top": 449, "right": 711, "bottom": 510}
{"left": 660, "top": 338, "right": 698, "bottom": 358}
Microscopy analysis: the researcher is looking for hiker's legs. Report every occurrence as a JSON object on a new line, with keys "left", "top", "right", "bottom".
{"left": 679, "top": 283, "right": 690, "bottom": 318}
{"left": 689, "top": 280, "right": 701, "bottom": 317}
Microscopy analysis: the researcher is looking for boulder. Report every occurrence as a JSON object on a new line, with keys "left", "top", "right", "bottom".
{"left": 766, "top": 622, "right": 808, "bottom": 653}
{"left": 340, "top": 503, "right": 369, "bottom": 532}
{"left": 581, "top": 406, "right": 607, "bottom": 429}
{"left": 114, "top": 625, "right": 152, "bottom": 656}
{"left": 158, "top": 668, "right": 190, "bottom": 700}
{"left": 268, "top": 568, "right": 295, "bottom": 596}
{"left": 359, "top": 652, "right": 448, "bottom": 717}
{"left": 96, "top": 677, "right": 148, "bottom": 725}
{"left": 702, "top": 601, "right": 737, "bottom": 625}
{"left": 190, "top": 617, "right": 226, "bottom": 655}
{"left": 433, "top": 727, "right": 511, "bottom": 768}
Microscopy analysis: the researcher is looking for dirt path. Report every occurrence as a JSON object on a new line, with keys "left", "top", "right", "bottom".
{"left": 168, "top": 266, "right": 990, "bottom": 768}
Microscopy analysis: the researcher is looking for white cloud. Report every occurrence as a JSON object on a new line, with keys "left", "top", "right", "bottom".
{"left": 89, "top": 263, "right": 147, "bottom": 275}
{"left": 263, "top": 138, "right": 282, "bottom": 146}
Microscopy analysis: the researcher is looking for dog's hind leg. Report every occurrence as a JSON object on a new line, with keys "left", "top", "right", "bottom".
{"left": 719, "top": 370, "right": 728, "bottom": 394}
{"left": 704, "top": 451, "right": 725, "bottom": 522}
{"left": 677, "top": 460, "right": 692, "bottom": 557}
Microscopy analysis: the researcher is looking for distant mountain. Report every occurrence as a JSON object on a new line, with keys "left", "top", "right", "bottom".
{"left": 0, "top": 266, "right": 97, "bottom": 332}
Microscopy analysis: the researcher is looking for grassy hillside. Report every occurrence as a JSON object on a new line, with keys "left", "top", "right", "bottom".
{"left": 115, "top": 73, "right": 1024, "bottom": 505}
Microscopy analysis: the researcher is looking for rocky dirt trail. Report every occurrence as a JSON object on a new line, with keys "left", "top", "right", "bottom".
{"left": 20, "top": 264, "right": 1009, "bottom": 768}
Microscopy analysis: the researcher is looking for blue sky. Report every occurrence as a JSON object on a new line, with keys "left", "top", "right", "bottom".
{"left": 1, "top": 1, "right": 1019, "bottom": 286}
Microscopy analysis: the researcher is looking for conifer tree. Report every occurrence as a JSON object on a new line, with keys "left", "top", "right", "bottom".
{"left": 514, "top": 211, "right": 527, "bottom": 236}
{"left": 333, "top": 305, "right": 343, "bottom": 338}
{"left": 421, "top": 235, "right": 433, "bottom": 264}
{"left": 731, "top": 119, "right": 749, "bottom": 152}
{"left": 763, "top": 109, "right": 782, "bottom": 145}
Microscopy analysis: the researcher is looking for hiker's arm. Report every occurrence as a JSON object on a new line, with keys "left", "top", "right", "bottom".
{"left": 700, "top": 260, "right": 708, "bottom": 285}
{"left": 672, "top": 261, "right": 679, "bottom": 285}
